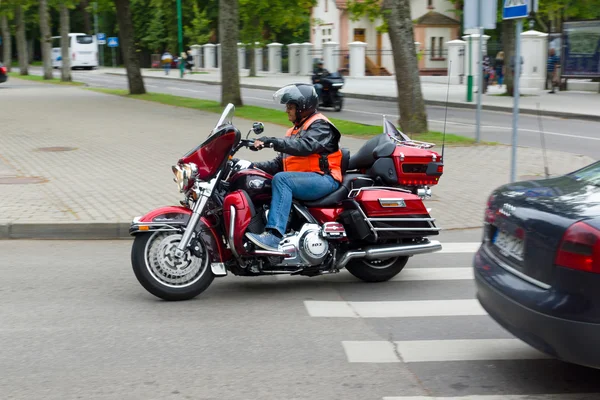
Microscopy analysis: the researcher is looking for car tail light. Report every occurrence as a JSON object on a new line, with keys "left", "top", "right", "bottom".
{"left": 555, "top": 221, "right": 600, "bottom": 273}
{"left": 72, "top": 52, "right": 76, "bottom": 61}
{"left": 0, "top": 66, "right": 6, "bottom": 74}
{"left": 484, "top": 194, "right": 496, "bottom": 224}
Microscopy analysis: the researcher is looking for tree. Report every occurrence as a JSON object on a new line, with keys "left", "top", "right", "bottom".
{"left": 503, "top": 18, "right": 515, "bottom": 97}
{"left": 239, "top": 0, "right": 315, "bottom": 77}
{"left": 0, "top": 13, "right": 12, "bottom": 71}
{"left": 60, "top": 2, "right": 72, "bottom": 81}
{"left": 15, "top": 3, "right": 28, "bottom": 75}
{"left": 114, "top": 0, "right": 146, "bottom": 94}
{"left": 39, "top": 0, "right": 53, "bottom": 79}
{"left": 348, "top": 0, "right": 427, "bottom": 133}
{"left": 219, "top": 0, "right": 242, "bottom": 106}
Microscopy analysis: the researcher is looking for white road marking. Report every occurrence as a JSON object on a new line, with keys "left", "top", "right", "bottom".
{"left": 429, "top": 119, "right": 600, "bottom": 142}
{"left": 342, "top": 339, "right": 549, "bottom": 363}
{"left": 304, "top": 299, "right": 485, "bottom": 318}
{"left": 167, "top": 86, "right": 203, "bottom": 93}
{"left": 383, "top": 395, "right": 594, "bottom": 400}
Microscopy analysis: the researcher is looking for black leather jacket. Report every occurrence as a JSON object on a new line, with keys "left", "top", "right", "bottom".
{"left": 253, "top": 113, "right": 341, "bottom": 176}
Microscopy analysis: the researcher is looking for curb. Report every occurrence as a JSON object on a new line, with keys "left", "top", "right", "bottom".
{"left": 105, "top": 72, "right": 600, "bottom": 122}
{"left": 0, "top": 222, "right": 132, "bottom": 240}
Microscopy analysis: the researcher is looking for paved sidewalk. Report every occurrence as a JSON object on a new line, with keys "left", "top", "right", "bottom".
{"left": 102, "top": 67, "right": 600, "bottom": 121}
{"left": 0, "top": 80, "right": 596, "bottom": 239}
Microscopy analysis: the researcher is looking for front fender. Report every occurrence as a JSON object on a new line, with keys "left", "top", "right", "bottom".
{"left": 129, "top": 206, "right": 232, "bottom": 264}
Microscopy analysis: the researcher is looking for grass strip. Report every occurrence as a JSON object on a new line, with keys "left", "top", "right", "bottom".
{"left": 7, "top": 72, "right": 85, "bottom": 86}
{"left": 88, "top": 88, "right": 486, "bottom": 145}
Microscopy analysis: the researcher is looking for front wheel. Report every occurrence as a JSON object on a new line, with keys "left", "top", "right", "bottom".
{"left": 345, "top": 256, "right": 408, "bottom": 282}
{"left": 131, "top": 231, "right": 214, "bottom": 301}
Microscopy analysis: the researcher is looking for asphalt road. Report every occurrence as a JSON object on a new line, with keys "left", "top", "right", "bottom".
{"left": 3, "top": 229, "right": 600, "bottom": 400}
{"left": 60, "top": 69, "right": 600, "bottom": 159}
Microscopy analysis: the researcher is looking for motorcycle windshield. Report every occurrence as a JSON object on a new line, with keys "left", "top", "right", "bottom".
{"left": 383, "top": 118, "right": 411, "bottom": 142}
{"left": 209, "top": 103, "right": 235, "bottom": 137}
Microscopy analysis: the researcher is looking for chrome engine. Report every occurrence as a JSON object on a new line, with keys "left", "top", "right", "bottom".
{"left": 276, "top": 223, "right": 329, "bottom": 267}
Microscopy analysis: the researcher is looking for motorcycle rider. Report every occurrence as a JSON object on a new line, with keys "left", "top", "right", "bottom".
{"left": 311, "top": 59, "right": 329, "bottom": 102}
{"left": 245, "top": 83, "right": 343, "bottom": 251}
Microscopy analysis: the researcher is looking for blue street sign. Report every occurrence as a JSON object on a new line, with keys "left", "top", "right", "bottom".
{"left": 97, "top": 33, "right": 106, "bottom": 45}
{"left": 503, "top": 0, "right": 529, "bottom": 20}
{"left": 107, "top": 37, "right": 119, "bottom": 48}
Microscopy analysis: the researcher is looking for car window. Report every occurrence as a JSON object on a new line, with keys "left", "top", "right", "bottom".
{"left": 76, "top": 35, "right": 93, "bottom": 44}
{"left": 569, "top": 162, "right": 600, "bottom": 185}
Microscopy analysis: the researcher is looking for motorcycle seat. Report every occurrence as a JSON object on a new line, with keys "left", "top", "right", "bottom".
{"left": 303, "top": 173, "right": 373, "bottom": 207}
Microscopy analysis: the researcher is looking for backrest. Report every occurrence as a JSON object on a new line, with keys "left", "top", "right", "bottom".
{"left": 341, "top": 148, "right": 350, "bottom": 175}
{"left": 348, "top": 133, "right": 392, "bottom": 170}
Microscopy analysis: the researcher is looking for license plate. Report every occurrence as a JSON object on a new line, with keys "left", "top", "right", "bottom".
{"left": 493, "top": 230, "right": 524, "bottom": 261}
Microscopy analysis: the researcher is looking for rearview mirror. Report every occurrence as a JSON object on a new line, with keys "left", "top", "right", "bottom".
{"left": 252, "top": 122, "right": 265, "bottom": 135}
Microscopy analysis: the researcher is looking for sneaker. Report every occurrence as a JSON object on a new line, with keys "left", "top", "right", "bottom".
{"left": 245, "top": 231, "right": 281, "bottom": 251}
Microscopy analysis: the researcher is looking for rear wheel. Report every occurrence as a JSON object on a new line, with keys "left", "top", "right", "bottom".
{"left": 131, "top": 231, "right": 214, "bottom": 301}
{"left": 345, "top": 256, "right": 409, "bottom": 282}
{"left": 334, "top": 97, "right": 343, "bottom": 112}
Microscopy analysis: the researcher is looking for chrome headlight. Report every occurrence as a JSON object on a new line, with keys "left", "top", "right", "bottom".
{"left": 172, "top": 163, "right": 198, "bottom": 193}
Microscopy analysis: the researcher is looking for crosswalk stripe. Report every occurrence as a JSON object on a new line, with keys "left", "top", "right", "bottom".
{"left": 342, "top": 339, "right": 550, "bottom": 363}
{"left": 438, "top": 242, "right": 480, "bottom": 253}
{"left": 304, "top": 299, "right": 485, "bottom": 318}
{"left": 395, "top": 267, "right": 473, "bottom": 281}
{"left": 382, "top": 395, "right": 594, "bottom": 400}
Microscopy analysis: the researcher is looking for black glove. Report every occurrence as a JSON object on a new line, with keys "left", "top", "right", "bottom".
{"left": 257, "top": 137, "right": 278, "bottom": 148}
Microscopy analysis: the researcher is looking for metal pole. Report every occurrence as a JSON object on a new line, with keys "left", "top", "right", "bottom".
{"left": 511, "top": 18, "right": 523, "bottom": 183}
{"left": 475, "top": 0, "right": 483, "bottom": 143}
{"left": 93, "top": 2, "right": 100, "bottom": 68}
{"left": 177, "top": 0, "right": 184, "bottom": 78}
{"left": 467, "top": 35, "right": 473, "bottom": 102}
{"left": 112, "top": 47, "right": 116, "bottom": 68}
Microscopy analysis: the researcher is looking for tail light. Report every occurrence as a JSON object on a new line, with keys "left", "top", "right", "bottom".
{"left": 555, "top": 221, "right": 600, "bottom": 273}
{"left": 72, "top": 52, "right": 76, "bottom": 61}
{"left": 0, "top": 66, "right": 6, "bottom": 74}
{"left": 484, "top": 194, "right": 496, "bottom": 224}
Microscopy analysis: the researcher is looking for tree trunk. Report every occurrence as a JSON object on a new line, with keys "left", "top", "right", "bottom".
{"left": 249, "top": 44, "right": 256, "bottom": 77}
{"left": 114, "top": 0, "right": 146, "bottom": 94}
{"left": 40, "top": 0, "right": 54, "bottom": 79}
{"left": 1, "top": 15, "right": 12, "bottom": 71}
{"left": 15, "top": 4, "right": 28, "bottom": 76}
{"left": 219, "top": 0, "right": 243, "bottom": 106}
{"left": 382, "top": 0, "right": 427, "bottom": 134}
{"left": 503, "top": 19, "right": 515, "bottom": 96}
{"left": 60, "top": 3, "right": 72, "bottom": 82}
{"left": 80, "top": 0, "right": 92, "bottom": 34}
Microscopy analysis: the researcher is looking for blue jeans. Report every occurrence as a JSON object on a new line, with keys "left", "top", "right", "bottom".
{"left": 266, "top": 172, "right": 339, "bottom": 236}
{"left": 314, "top": 83, "right": 323, "bottom": 100}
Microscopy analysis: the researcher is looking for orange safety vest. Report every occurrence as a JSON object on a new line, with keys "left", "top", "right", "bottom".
{"left": 283, "top": 113, "right": 343, "bottom": 183}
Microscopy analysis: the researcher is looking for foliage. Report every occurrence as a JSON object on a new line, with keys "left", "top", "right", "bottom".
{"left": 347, "top": 0, "right": 389, "bottom": 33}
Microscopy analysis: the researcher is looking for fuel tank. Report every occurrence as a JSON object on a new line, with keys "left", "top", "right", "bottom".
{"left": 228, "top": 169, "right": 273, "bottom": 203}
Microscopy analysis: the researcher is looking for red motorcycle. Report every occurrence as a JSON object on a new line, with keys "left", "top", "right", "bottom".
{"left": 130, "top": 104, "right": 444, "bottom": 301}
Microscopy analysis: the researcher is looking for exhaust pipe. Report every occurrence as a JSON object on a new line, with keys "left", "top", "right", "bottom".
{"left": 336, "top": 240, "right": 442, "bottom": 269}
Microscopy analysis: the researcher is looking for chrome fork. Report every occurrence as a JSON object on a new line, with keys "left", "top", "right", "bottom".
{"left": 174, "top": 173, "right": 220, "bottom": 257}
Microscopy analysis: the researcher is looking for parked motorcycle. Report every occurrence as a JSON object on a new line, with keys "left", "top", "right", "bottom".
{"left": 129, "top": 104, "right": 444, "bottom": 301}
{"left": 317, "top": 71, "right": 344, "bottom": 112}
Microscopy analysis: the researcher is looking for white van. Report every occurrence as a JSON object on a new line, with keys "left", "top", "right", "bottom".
{"left": 52, "top": 33, "right": 99, "bottom": 69}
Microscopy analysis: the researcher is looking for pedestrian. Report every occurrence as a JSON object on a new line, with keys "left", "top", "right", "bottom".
{"left": 546, "top": 48, "right": 560, "bottom": 93}
{"left": 495, "top": 51, "right": 504, "bottom": 87}
{"left": 161, "top": 49, "right": 173, "bottom": 75}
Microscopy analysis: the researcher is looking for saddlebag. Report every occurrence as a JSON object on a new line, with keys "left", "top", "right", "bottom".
{"left": 340, "top": 188, "right": 440, "bottom": 242}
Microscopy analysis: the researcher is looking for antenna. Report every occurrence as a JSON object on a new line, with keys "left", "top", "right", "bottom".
{"left": 441, "top": 61, "right": 451, "bottom": 161}
{"left": 536, "top": 103, "right": 550, "bottom": 179}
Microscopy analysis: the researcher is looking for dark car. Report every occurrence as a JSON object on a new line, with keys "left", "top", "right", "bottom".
{"left": 474, "top": 161, "right": 600, "bottom": 369}
{"left": 0, "top": 63, "right": 7, "bottom": 83}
